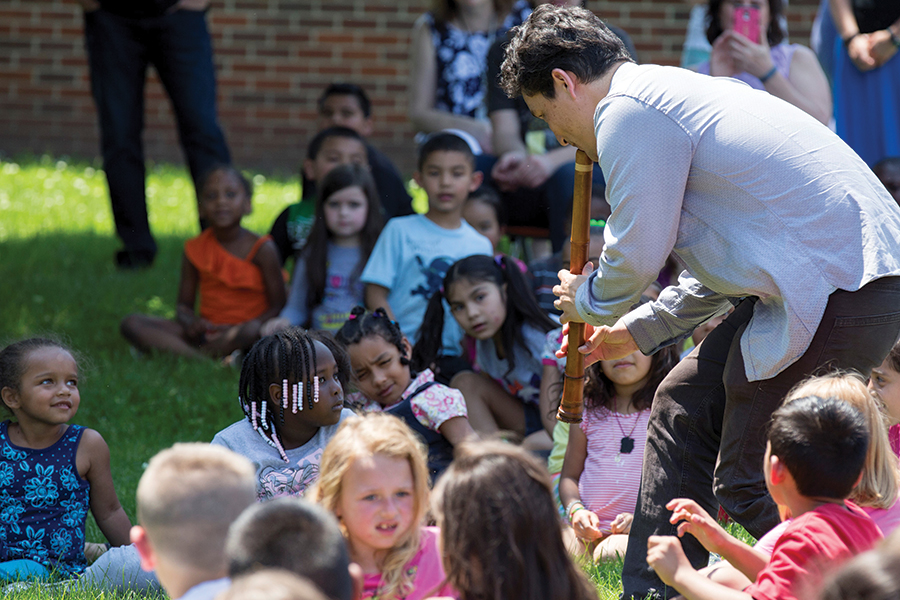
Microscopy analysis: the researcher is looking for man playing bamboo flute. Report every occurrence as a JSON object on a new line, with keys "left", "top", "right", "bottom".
{"left": 500, "top": 5, "right": 900, "bottom": 599}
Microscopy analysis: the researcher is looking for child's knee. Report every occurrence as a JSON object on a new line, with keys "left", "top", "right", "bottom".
{"left": 450, "top": 370, "right": 481, "bottom": 392}
{"left": 594, "top": 534, "right": 629, "bottom": 563}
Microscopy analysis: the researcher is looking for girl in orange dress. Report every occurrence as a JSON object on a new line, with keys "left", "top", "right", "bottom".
{"left": 120, "top": 165, "right": 285, "bottom": 359}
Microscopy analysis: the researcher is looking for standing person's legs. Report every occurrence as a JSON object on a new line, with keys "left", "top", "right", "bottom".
{"left": 84, "top": 9, "right": 155, "bottom": 267}
{"left": 715, "top": 277, "right": 900, "bottom": 535}
{"left": 620, "top": 300, "right": 752, "bottom": 599}
{"left": 151, "top": 8, "right": 231, "bottom": 213}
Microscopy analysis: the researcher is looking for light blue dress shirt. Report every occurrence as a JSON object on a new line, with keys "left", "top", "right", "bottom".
{"left": 576, "top": 63, "right": 900, "bottom": 381}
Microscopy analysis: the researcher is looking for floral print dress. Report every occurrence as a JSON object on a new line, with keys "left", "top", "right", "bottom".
{"left": 0, "top": 422, "right": 90, "bottom": 577}
{"left": 425, "top": 0, "right": 532, "bottom": 119}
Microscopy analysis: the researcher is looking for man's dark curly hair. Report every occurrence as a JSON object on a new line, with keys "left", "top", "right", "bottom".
{"left": 500, "top": 4, "right": 633, "bottom": 99}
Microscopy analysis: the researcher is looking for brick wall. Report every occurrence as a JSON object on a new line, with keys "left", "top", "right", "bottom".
{"left": 0, "top": 0, "right": 821, "bottom": 177}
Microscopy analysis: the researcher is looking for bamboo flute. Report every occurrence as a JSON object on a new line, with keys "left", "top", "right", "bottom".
{"left": 557, "top": 149, "right": 593, "bottom": 424}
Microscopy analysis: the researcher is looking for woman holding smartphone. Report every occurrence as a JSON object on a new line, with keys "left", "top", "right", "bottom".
{"left": 696, "top": 0, "right": 833, "bottom": 124}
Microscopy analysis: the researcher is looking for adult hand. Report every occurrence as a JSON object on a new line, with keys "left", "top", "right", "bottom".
{"left": 848, "top": 34, "right": 877, "bottom": 71}
{"left": 553, "top": 262, "right": 593, "bottom": 324}
{"left": 667, "top": 498, "right": 730, "bottom": 555}
{"left": 572, "top": 509, "right": 604, "bottom": 542}
{"left": 610, "top": 512, "right": 633, "bottom": 535}
{"left": 555, "top": 320, "right": 640, "bottom": 367}
{"left": 491, "top": 152, "right": 526, "bottom": 192}
{"left": 725, "top": 31, "right": 774, "bottom": 80}
{"left": 516, "top": 154, "right": 554, "bottom": 189}
{"left": 868, "top": 29, "right": 899, "bottom": 67}
{"left": 647, "top": 536, "right": 691, "bottom": 588}
{"left": 709, "top": 34, "right": 738, "bottom": 77}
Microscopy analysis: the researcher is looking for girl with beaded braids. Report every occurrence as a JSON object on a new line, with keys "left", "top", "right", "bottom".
{"left": 212, "top": 328, "right": 356, "bottom": 501}
{"left": 336, "top": 306, "right": 476, "bottom": 482}
{"left": 412, "top": 254, "right": 557, "bottom": 448}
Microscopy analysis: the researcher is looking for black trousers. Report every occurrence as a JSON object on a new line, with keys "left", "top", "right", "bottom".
{"left": 84, "top": 8, "right": 231, "bottom": 256}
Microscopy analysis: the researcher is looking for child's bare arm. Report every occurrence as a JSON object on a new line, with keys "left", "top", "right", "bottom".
{"left": 175, "top": 252, "right": 206, "bottom": 341}
{"left": 80, "top": 429, "right": 132, "bottom": 547}
{"left": 559, "top": 425, "right": 603, "bottom": 540}
{"left": 438, "top": 416, "right": 478, "bottom": 446}
{"left": 253, "top": 239, "right": 288, "bottom": 323}
{"left": 365, "top": 284, "right": 395, "bottom": 320}
{"left": 667, "top": 498, "right": 768, "bottom": 581}
{"left": 648, "top": 536, "right": 754, "bottom": 600}
{"left": 538, "top": 363, "right": 562, "bottom": 437}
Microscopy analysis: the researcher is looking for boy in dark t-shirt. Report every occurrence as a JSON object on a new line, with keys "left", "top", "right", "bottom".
{"left": 316, "top": 83, "right": 414, "bottom": 219}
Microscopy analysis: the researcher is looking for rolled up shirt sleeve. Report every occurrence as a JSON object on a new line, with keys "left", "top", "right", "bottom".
{"left": 622, "top": 272, "right": 736, "bottom": 354}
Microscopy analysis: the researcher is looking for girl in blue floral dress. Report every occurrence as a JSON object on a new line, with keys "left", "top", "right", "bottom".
{"left": 0, "top": 338, "right": 131, "bottom": 581}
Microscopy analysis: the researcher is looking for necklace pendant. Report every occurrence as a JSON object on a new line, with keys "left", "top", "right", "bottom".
{"left": 620, "top": 436, "right": 635, "bottom": 454}
{"left": 614, "top": 453, "right": 622, "bottom": 464}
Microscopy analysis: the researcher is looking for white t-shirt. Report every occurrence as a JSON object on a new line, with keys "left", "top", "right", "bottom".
{"left": 211, "top": 409, "right": 355, "bottom": 501}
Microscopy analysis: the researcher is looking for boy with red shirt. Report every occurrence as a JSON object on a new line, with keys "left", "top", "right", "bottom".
{"left": 647, "top": 395, "right": 882, "bottom": 600}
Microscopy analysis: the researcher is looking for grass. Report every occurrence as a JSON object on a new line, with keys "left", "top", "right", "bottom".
{"left": 0, "top": 155, "right": 296, "bottom": 599}
{"left": 0, "top": 155, "right": 753, "bottom": 599}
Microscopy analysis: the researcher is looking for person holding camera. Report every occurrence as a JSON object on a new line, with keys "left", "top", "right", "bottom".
{"left": 696, "top": 0, "right": 832, "bottom": 124}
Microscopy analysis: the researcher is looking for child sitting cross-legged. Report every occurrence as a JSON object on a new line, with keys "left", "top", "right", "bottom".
{"left": 120, "top": 164, "right": 285, "bottom": 359}
{"left": 261, "top": 164, "right": 384, "bottom": 335}
{"left": 647, "top": 394, "right": 884, "bottom": 600}
{"left": 0, "top": 338, "right": 131, "bottom": 582}
{"left": 411, "top": 254, "right": 557, "bottom": 448}
{"left": 560, "top": 298, "right": 680, "bottom": 563}
{"left": 676, "top": 372, "right": 900, "bottom": 591}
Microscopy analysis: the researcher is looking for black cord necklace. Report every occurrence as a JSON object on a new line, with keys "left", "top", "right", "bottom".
{"left": 612, "top": 397, "right": 639, "bottom": 459}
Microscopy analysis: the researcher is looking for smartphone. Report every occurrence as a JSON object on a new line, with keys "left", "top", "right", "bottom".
{"left": 733, "top": 5, "right": 761, "bottom": 44}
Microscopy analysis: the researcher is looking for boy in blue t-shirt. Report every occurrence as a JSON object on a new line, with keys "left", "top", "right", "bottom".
{"left": 361, "top": 132, "right": 492, "bottom": 380}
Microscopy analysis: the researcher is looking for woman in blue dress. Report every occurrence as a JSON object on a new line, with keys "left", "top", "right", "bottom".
{"left": 830, "top": 0, "right": 900, "bottom": 165}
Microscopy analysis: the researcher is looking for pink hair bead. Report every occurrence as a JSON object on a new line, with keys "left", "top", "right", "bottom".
{"left": 272, "top": 433, "right": 288, "bottom": 463}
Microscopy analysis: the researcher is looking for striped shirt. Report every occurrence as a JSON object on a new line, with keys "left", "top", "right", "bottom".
{"left": 578, "top": 406, "right": 648, "bottom": 533}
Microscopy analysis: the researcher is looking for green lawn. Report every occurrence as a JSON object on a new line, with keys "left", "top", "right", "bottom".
{"left": 0, "top": 156, "right": 297, "bottom": 598}
{"left": 0, "top": 155, "right": 752, "bottom": 599}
